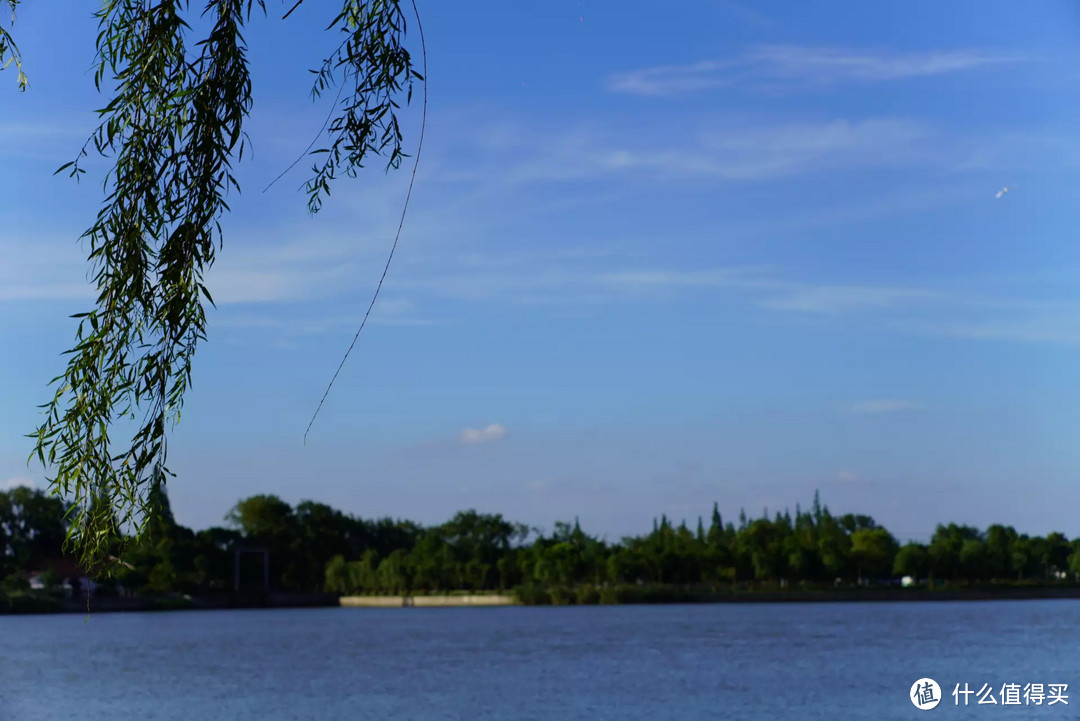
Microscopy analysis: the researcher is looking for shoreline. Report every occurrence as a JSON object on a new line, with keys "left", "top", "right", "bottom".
{"left": 341, "top": 587, "right": 1080, "bottom": 607}
{"left": 8, "top": 586, "right": 1080, "bottom": 616}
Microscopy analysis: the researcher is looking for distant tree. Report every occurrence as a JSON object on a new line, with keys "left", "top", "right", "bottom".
{"left": 377, "top": 549, "right": 411, "bottom": 593}
{"left": 1043, "top": 532, "right": 1070, "bottom": 579}
{"left": 929, "top": 524, "right": 981, "bottom": 582}
{"left": 324, "top": 555, "right": 349, "bottom": 594}
{"left": 36, "top": 566, "right": 63, "bottom": 593}
{"left": 1068, "top": 542, "right": 1080, "bottom": 582}
{"left": 959, "top": 538, "right": 988, "bottom": 582}
{"left": 0, "top": 487, "right": 69, "bottom": 568}
{"left": 816, "top": 513, "right": 852, "bottom": 582}
{"left": 1, "top": 572, "right": 29, "bottom": 596}
{"left": 850, "top": 528, "right": 899, "bottom": 583}
{"left": 985, "top": 525, "right": 1018, "bottom": 580}
{"left": 227, "top": 495, "right": 296, "bottom": 541}
{"left": 1011, "top": 535, "right": 1035, "bottom": 581}
{"left": 893, "top": 543, "right": 929, "bottom": 581}
{"left": 741, "top": 519, "right": 786, "bottom": 582}
{"left": 292, "top": 501, "right": 354, "bottom": 590}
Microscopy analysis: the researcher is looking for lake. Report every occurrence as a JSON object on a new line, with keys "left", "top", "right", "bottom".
{"left": 2, "top": 601, "right": 1078, "bottom": 720}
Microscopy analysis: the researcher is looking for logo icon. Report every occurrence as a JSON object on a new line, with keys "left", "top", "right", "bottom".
{"left": 911, "top": 678, "right": 942, "bottom": 710}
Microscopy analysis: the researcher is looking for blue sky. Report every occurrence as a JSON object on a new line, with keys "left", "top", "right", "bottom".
{"left": 4, "top": 1, "right": 1080, "bottom": 543}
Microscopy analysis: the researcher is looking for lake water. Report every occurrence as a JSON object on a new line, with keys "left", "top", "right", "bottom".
{"left": 2, "top": 601, "right": 1078, "bottom": 720}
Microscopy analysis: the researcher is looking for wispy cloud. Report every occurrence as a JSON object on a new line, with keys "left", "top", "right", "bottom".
{"left": 426, "top": 112, "right": 958, "bottom": 188}
{"left": 608, "top": 46, "right": 1028, "bottom": 96}
{"left": 16, "top": 223, "right": 1080, "bottom": 352}
{"left": 761, "top": 285, "right": 940, "bottom": 314}
{"left": 0, "top": 236, "right": 92, "bottom": 302}
{"left": 460, "top": 424, "right": 508, "bottom": 445}
{"left": 596, "top": 268, "right": 771, "bottom": 290}
{"left": 603, "top": 118, "right": 933, "bottom": 180}
{"left": 715, "top": 2, "right": 776, "bottom": 29}
{"left": 0, "top": 475, "right": 35, "bottom": 490}
{"left": 0, "top": 121, "right": 93, "bottom": 161}
{"left": 847, "top": 400, "right": 922, "bottom": 415}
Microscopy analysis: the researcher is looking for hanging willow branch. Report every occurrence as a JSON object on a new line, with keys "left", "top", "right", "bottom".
{"left": 12, "top": 0, "right": 423, "bottom": 571}
{"left": 0, "top": 0, "right": 28, "bottom": 90}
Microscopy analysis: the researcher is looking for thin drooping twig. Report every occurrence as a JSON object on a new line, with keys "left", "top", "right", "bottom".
{"left": 303, "top": 0, "right": 427, "bottom": 445}
{"left": 282, "top": 0, "right": 303, "bottom": 19}
{"left": 262, "top": 75, "right": 347, "bottom": 193}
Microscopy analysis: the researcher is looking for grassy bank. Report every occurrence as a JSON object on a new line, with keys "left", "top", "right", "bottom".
{"left": 0, "top": 591, "right": 337, "bottom": 615}
{"left": 0, "top": 592, "right": 63, "bottom": 614}
{"left": 511, "top": 583, "right": 1080, "bottom": 605}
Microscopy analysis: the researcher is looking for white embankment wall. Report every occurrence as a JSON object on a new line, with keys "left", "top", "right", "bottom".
{"left": 339, "top": 594, "right": 517, "bottom": 608}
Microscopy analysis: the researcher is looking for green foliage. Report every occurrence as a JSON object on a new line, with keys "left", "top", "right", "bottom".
{"left": 893, "top": 543, "right": 929, "bottom": 578}
{"left": 1, "top": 572, "right": 29, "bottom": 595}
{"left": 1, "top": 592, "right": 61, "bottom": 614}
{"left": 305, "top": 0, "right": 424, "bottom": 213}
{"left": 36, "top": 566, "right": 62, "bottom": 592}
{"left": 14, "top": 0, "right": 423, "bottom": 570}
{"left": 851, "top": 528, "right": 899, "bottom": 582}
{"left": 0, "top": 0, "right": 27, "bottom": 90}
{"left": 0, "top": 487, "right": 69, "bottom": 568}
{"left": 8, "top": 487, "right": 1080, "bottom": 606}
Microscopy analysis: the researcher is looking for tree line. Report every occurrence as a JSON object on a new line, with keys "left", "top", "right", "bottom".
{"left": 3, "top": 486, "right": 1080, "bottom": 603}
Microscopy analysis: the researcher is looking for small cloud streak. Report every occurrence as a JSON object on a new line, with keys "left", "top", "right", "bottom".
{"left": 0, "top": 476, "right": 35, "bottom": 491}
{"left": 595, "top": 118, "right": 931, "bottom": 181}
{"left": 460, "top": 423, "right": 508, "bottom": 445}
{"left": 608, "top": 46, "right": 1028, "bottom": 96}
{"left": 848, "top": 400, "right": 921, "bottom": 415}
{"left": 836, "top": 470, "right": 860, "bottom": 483}
{"left": 762, "top": 285, "right": 939, "bottom": 314}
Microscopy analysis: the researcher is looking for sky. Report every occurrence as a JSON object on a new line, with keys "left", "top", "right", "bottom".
{"left": 4, "top": 1, "right": 1080, "bottom": 543}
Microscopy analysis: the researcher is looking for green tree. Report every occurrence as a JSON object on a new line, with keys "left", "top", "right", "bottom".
{"left": 1, "top": 572, "right": 29, "bottom": 596}
{"left": 928, "top": 524, "right": 981, "bottom": 582}
{"left": 816, "top": 513, "right": 852, "bottom": 582}
{"left": 958, "top": 538, "right": 987, "bottom": 582}
{"left": 292, "top": 501, "right": 354, "bottom": 590}
{"left": 850, "top": 528, "right": 899, "bottom": 583}
{"left": 36, "top": 566, "right": 63, "bottom": 593}
{"left": 893, "top": 543, "right": 929, "bottom": 580}
{"left": 985, "top": 525, "right": 1018, "bottom": 580}
{"left": 1067, "top": 541, "right": 1080, "bottom": 582}
{"left": 226, "top": 494, "right": 298, "bottom": 588}
{"left": 226, "top": 495, "right": 296, "bottom": 541}
{"left": 1042, "top": 532, "right": 1070, "bottom": 580}
{"left": 0, "top": 487, "right": 69, "bottom": 569}
{"left": 324, "top": 554, "right": 349, "bottom": 594}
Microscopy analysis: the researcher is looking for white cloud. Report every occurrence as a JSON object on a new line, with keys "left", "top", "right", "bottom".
{"left": 0, "top": 237, "right": 93, "bottom": 302}
{"left": 17, "top": 219, "right": 1080, "bottom": 353}
{"left": 747, "top": 45, "right": 1027, "bottom": 83}
{"left": 434, "top": 115, "right": 948, "bottom": 188}
{"left": 836, "top": 470, "right": 860, "bottom": 482}
{"left": 596, "top": 268, "right": 771, "bottom": 291}
{"left": 595, "top": 118, "right": 932, "bottom": 181}
{"left": 0, "top": 121, "right": 93, "bottom": 161}
{"left": 607, "top": 46, "right": 1027, "bottom": 96}
{"left": 715, "top": 2, "right": 776, "bottom": 29}
{"left": 847, "top": 400, "right": 921, "bottom": 415}
{"left": 460, "top": 424, "right": 508, "bottom": 445}
{"left": 761, "top": 284, "right": 940, "bottom": 314}
{"left": 0, "top": 476, "right": 35, "bottom": 491}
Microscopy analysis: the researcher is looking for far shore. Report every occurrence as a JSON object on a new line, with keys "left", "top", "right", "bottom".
{"left": 339, "top": 586, "right": 1080, "bottom": 608}
{"left": 9, "top": 585, "right": 1080, "bottom": 616}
